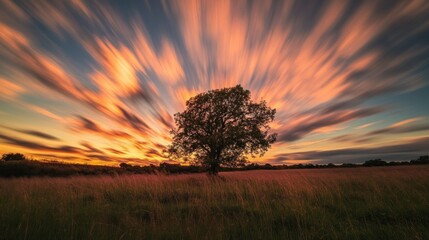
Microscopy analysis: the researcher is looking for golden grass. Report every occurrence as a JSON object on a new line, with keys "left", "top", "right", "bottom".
{"left": 1, "top": 166, "right": 428, "bottom": 239}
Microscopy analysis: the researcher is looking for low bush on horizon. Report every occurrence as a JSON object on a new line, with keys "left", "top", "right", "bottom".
{"left": 0, "top": 166, "right": 428, "bottom": 240}
{"left": 1, "top": 153, "right": 428, "bottom": 178}
{"left": 1, "top": 153, "right": 26, "bottom": 161}
{"left": 0, "top": 160, "right": 127, "bottom": 177}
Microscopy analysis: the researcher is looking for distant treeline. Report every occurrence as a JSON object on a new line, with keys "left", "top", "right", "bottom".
{"left": 0, "top": 159, "right": 125, "bottom": 178}
{"left": 0, "top": 153, "right": 428, "bottom": 177}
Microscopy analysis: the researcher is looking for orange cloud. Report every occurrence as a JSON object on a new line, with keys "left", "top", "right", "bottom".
{"left": 1, "top": 0, "right": 429, "bottom": 165}
{"left": 0, "top": 79, "right": 25, "bottom": 98}
{"left": 391, "top": 118, "right": 423, "bottom": 128}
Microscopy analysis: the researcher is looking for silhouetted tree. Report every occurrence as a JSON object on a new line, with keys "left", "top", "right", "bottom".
{"left": 341, "top": 163, "right": 357, "bottom": 168}
{"left": 410, "top": 155, "right": 429, "bottom": 164}
{"left": 363, "top": 159, "right": 387, "bottom": 167}
{"left": 166, "top": 85, "right": 277, "bottom": 175}
{"left": 119, "top": 162, "right": 131, "bottom": 168}
{"left": 263, "top": 163, "right": 274, "bottom": 169}
{"left": 1, "top": 153, "right": 26, "bottom": 161}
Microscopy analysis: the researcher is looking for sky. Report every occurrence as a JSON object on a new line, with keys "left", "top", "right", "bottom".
{"left": 0, "top": 0, "right": 429, "bottom": 166}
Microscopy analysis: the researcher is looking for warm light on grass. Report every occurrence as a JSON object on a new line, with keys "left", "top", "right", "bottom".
{"left": 1, "top": 166, "right": 428, "bottom": 239}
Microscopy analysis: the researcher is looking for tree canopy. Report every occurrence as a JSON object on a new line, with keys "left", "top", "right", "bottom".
{"left": 166, "top": 85, "right": 277, "bottom": 174}
{"left": 1, "top": 153, "right": 26, "bottom": 161}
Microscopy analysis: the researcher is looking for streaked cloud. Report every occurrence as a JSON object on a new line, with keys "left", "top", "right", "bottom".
{"left": 272, "top": 136, "right": 429, "bottom": 164}
{"left": 278, "top": 107, "right": 384, "bottom": 142}
{"left": 366, "top": 119, "right": 429, "bottom": 136}
{"left": 1, "top": 0, "right": 428, "bottom": 165}
{"left": 0, "top": 126, "right": 61, "bottom": 141}
{"left": 0, "top": 133, "right": 80, "bottom": 154}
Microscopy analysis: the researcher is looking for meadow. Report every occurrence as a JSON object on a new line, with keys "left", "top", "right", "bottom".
{"left": 1, "top": 166, "right": 428, "bottom": 240}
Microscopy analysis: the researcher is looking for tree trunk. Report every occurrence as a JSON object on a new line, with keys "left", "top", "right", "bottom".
{"left": 208, "top": 163, "right": 219, "bottom": 175}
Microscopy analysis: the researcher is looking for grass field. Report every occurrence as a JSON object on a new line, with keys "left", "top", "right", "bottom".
{"left": 1, "top": 166, "right": 428, "bottom": 240}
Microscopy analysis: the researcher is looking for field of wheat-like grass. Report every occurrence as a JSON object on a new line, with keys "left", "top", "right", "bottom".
{"left": 1, "top": 166, "right": 428, "bottom": 240}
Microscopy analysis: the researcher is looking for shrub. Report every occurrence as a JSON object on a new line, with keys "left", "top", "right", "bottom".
{"left": 410, "top": 155, "right": 429, "bottom": 164}
{"left": 1, "top": 153, "right": 26, "bottom": 161}
{"left": 363, "top": 159, "right": 387, "bottom": 167}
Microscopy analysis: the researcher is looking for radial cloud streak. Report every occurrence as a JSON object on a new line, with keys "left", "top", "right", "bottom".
{"left": 0, "top": 0, "right": 428, "bottom": 165}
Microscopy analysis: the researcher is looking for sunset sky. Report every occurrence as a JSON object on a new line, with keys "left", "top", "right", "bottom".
{"left": 0, "top": 0, "right": 429, "bottom": 166}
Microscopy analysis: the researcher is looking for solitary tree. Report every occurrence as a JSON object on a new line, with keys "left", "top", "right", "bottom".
{"left": 166, "top": 85, "right": 277, "bottom": 175}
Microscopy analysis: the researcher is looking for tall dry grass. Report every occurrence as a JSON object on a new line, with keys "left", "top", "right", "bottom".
{"left": 1, "top": 166, "right": 428, "bottom": 239}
